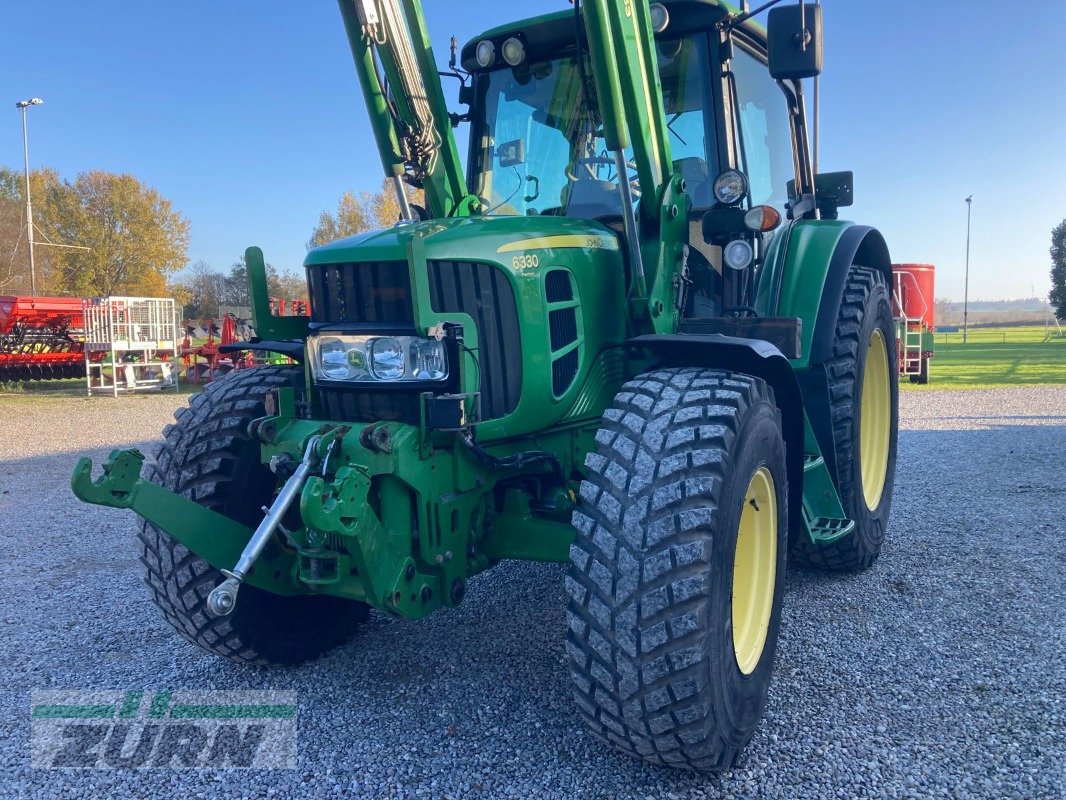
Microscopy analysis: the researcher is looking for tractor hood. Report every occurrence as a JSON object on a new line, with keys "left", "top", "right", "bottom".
{"left": 304, "top": 215, "right": 621, "bottom": 267}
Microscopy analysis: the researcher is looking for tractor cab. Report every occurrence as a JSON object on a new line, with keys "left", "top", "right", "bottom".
{"left": 458, "top": 1, "right": 801, "bottom": 322}
{"left": 461, "top": 16, "right": 720, "bottom": 218}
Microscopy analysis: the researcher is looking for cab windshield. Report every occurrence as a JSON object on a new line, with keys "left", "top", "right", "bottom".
{"left": 470, "top": 35, "right": 718, "bottom": 218}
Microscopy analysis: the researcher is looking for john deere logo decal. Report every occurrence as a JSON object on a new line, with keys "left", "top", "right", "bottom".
{"left": 30, "top": 690, "right": 296, "bottom": 769}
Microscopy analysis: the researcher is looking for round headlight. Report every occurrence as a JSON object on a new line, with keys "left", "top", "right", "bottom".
{"left": 723, "top": 239, "right": 755, "bottom": 270}
{"left": 409, "top": 339, "right": 448, "bottom": 380}
{"left": 370, "top": 337, "right": 405, "bottom": 380}
{"left": 713, "top": 170, "right": 748, "bottom": 205}
{"left": 476, "top": 40, "right": 495, "bottom": 68}
{"left": 318, "top": 337, "right": 351, "bottom": 380}
{"left": 501, "top": 37, "right": 525, "bottom": 67}
{"left": 649, "top": 3, "right": 670, "bottom": 33}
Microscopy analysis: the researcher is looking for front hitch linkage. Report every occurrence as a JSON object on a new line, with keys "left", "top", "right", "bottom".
{"left": 205, "top": 435, "right": 323, "bottom": 617}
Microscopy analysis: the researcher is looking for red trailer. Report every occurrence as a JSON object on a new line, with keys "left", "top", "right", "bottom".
{"left": 891, "top": 263, "right": 935, "bottom": 383}
{"left": 0, "top": 295, "right": 103, "bottom": 381}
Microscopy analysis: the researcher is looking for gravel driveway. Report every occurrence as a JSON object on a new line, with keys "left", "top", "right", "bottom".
{"left": 1, "top": 387, "right": 1063, "bottom": 799}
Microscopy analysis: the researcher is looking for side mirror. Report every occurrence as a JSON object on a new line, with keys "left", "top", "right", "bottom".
{"left": 767, "top": 3, "right": 823, "bottom": 80}
{"left": 496, "top": 139, "right": 525, "bottom": 168}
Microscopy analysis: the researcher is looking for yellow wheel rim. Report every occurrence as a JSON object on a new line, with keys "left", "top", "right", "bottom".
{"left": 732, "top": 467, "right": 777, "bottom": 675}
{"left": 860, "top": 328, "right": 891, "bottom": 510}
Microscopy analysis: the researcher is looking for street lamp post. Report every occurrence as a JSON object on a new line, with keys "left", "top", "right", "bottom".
{"left": 15, "top": 98, "right": 44, "bottom": 296}
{"left": 963, "top": 195, "right": 972, "bottom": 344}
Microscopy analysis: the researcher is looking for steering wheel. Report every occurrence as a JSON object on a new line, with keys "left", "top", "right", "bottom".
{"left": 573, "top": 155, "right": 642, "bottom": 199}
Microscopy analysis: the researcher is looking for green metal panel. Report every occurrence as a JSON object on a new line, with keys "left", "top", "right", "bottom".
{"left": 307, "top": 215, "right": 628, "bottom": 441}
{"left": 247, "top": 246, "right": 309, "bottom": 340}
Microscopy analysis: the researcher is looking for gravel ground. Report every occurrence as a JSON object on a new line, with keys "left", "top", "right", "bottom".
{"left": 0, "top": 386, "right": 1063, "bottom": 798}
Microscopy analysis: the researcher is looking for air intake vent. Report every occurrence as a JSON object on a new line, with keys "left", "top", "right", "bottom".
{"left": 428, "top": 261, "right": 521, "bottom": 420}
{"left": 306, "top": 261, "right": 413, "bottom": 325}
{"left": 549, "top": 307, "right": 578, "bottom": 352}
{"left": 545, "top": 269, "right": 574, "bottom": 302}
{"left": 552, "top": 350, "right": 579, "bottom": 397}
{"left": 546, "top": 270, "right": 580, "bottom": 397}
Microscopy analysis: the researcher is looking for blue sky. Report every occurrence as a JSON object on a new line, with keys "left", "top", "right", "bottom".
{"left": 2, "top": 1, "right": 1064, "bottom": 301}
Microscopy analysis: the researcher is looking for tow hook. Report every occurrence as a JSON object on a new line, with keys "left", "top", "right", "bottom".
{"left": 205, "top": 434, "right": 323, "bottom": 617}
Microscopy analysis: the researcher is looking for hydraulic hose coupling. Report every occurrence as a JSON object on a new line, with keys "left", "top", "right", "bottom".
{"left": 205, "top": 435, "right": 323, "bottom": 617}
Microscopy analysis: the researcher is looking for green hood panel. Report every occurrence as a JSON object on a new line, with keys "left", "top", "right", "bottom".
{"left": 304, "top": 216, "right": 621, "bottom": 267}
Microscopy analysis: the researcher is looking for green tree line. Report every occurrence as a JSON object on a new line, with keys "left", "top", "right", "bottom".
{"left": 0, "top": 165, "right": 188, "bottom": 296}
{"left": 1, "top": 162, "right": 422, "bottom": 310}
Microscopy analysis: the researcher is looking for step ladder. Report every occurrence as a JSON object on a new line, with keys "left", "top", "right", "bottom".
{"left": 801, "top": 451, "right": 854, "bottom": 545}
{"left": 893, "top": 273, "right": 925, "bottom": 377}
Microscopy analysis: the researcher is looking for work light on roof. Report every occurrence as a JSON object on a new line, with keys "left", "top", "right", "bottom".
{"left": 501, "top": 37, "right": 525, "bottom": 66}
{"left": 650, "top": 3, "right": 670, "bottom": 33}
{"left": 476, "top": 40, "right": 496, "bottom": 68}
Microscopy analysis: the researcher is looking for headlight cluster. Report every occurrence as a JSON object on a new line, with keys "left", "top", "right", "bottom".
{"left": 309, "top": 335, "right": 448, "bottom": 383}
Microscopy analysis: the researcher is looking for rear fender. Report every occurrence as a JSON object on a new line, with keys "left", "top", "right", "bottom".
{"left": 756, "top": 221, "right": 892, "bottom": 482}
{"left": 757, "top": 221, "right": 892, "bottom": 368}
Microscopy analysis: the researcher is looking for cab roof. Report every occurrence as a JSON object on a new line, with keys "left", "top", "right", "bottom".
{"left": 461, "top": 0, "right": 767, "bottom": 71}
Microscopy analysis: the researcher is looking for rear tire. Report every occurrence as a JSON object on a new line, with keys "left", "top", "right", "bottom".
{"left": 138, "top": 365, "right": 368, "bottom": 665}
{"left": 795, "top": 265, "right": 898, "bottom": 571}
{"left": 567, "top": 368, "right": 788, "bottom": 771}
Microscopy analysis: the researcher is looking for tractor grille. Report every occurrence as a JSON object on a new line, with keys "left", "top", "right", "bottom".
{"left": 306, "top": 261, "right": 413, "bottom": 325}
{"left": 428, "top": 261, "right": 521, "bottom": 420}
{"left": 307, "top": 259, "right": 521, "bottom": 423}
{"left": 318, "top": 388, "right": 420, "bottom": 424}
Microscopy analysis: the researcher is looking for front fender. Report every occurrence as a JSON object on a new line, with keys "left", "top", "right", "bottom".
{"left": 756, "top": 220, "right": 892, "bottom": 368}
{"left": 629, "top": 334, "right": 805, "bottom": 544}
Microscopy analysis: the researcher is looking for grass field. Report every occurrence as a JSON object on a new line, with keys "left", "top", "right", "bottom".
{"left": 909, "top": 325, "right": 1066, "bottom": 389}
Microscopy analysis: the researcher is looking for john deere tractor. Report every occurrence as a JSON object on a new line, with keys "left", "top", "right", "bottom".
{"left": 73, "top": 0, "right": 897, "bottom": 772}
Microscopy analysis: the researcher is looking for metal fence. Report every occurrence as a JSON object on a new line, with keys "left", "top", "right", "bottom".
{"left": 82, "top": 297, "right": 180, "bottom": 396}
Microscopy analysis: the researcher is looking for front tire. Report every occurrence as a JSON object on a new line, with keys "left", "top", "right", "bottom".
{"left": 138, "top": 366, "right": 369, "bottom": 665}
{"left": 566, "top": 368, "right": 788, "bottom": 771}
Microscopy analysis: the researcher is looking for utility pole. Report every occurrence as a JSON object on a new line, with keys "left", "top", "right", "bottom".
{"left": 16, "top": 98, "right": 44, "bottom": 296}
{"left": 963, "top": 195, "right": 972, "bottom": 344}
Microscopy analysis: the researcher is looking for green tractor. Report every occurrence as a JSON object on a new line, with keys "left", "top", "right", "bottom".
{"left": 73, "top": 0, "right": 897, "bottom": 772}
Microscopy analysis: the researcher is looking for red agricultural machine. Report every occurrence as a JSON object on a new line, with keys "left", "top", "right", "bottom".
{"left": 0, "top": 295, "right": 103, "bottom": 381}
{"left": 892, "top": 263, "right": 935, "bottom": 383}
{"left": 180, "top": 314, "right": 252, "bottom": 384}
{"left": 180, "top": 300, "right": 308, "bottom": 384}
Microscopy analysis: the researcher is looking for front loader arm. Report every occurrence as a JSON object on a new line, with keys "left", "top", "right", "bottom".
{"left": 581, "top": 0, "right": 687, "bottom": 335}
{"left": 580, "top": 0, "right": 673, "bottom": 215}
{"left": 337, "top": 0, "right": 475, "bottom": 219}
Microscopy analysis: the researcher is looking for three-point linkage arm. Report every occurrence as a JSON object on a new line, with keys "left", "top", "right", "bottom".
{"left": 337, "top": 0, "right": 475, "bottom": 220}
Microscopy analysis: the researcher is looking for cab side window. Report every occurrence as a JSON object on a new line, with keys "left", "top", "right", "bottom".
{"left": 730, "top": 47, "right": 793, "bottom": 214}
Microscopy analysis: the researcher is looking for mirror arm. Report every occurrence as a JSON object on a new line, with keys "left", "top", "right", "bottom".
{"left": 723, "top": 0, "right": 788, "bottom": 30}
